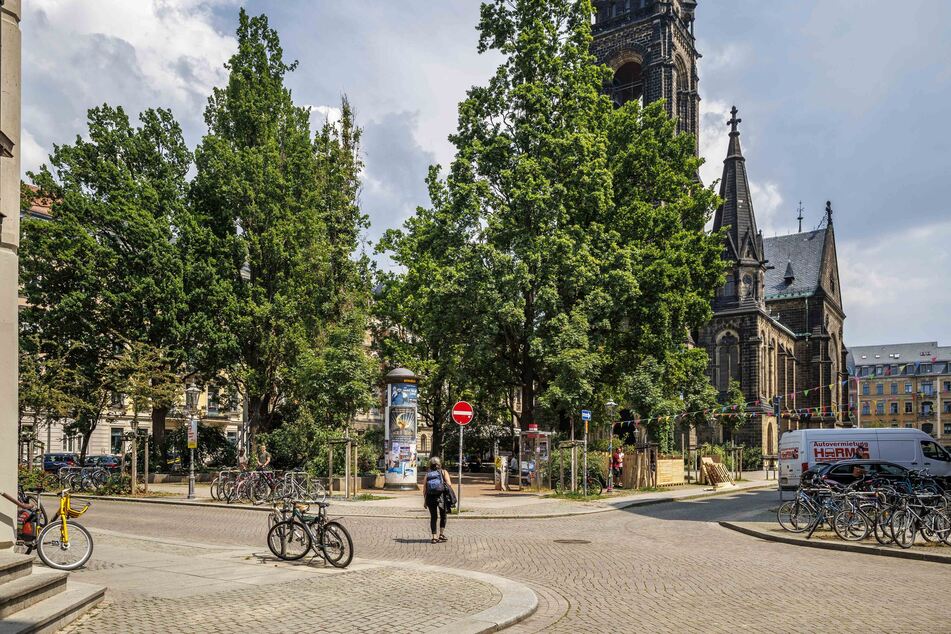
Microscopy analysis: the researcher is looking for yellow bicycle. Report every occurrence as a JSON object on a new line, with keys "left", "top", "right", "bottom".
{"left": 35, "top": 489, "right": 94, "bottom": 570}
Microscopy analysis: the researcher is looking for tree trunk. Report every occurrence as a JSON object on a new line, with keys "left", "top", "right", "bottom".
{"left": 430, "top": 387, "right": 444, "bottom": 457}
{"left": 152, "top": 405, "right": 168, "bottom": 469}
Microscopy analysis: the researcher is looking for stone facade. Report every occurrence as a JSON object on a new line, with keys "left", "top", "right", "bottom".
{"left": 591, "top": 0, "right": 700, "bottom": 148}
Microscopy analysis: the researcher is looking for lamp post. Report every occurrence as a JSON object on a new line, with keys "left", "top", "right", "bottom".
{"left": 185, "top": 383, "right": 200, "bottom": 500}
{"left": 606, "top": 400, "right": 617, "bottom": 491}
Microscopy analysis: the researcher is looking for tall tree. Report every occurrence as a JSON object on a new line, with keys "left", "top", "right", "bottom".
{"left": 449, "top": 0, "right": 615, "bottom": 432}
{"left": 193, "top": 10, "right": 374, "bottom": 439}
{"left": 21, "top": 105, "right": 192, "bottom": 459}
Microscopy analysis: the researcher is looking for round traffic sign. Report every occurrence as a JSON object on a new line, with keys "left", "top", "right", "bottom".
{"left": 451, "top": 401, "right": 474, "bottom": 425}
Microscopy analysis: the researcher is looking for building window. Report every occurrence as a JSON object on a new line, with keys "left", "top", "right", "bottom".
{"left": 111, "top": 427, "right": 124, "bottom": 454}
{"left": 943, "top": 381, "right": 951, "bottom": 393}
{"left": 945, "top": 423, "right": 951, "bottom": 435}
{"left": 905, "top": 382, "right": 912, "bottom": 394}
{"left": 862, "top": 383, "right": 870, "bottom": 396}
{"left": 905, "top": 401, "right": 913, "bottom": 414}
{"left": 889, "top": 402, "right": 899, "bottom": 415}
{"left": 890, "top": 382, "right": 898, "bottom": 395}
{"left": 922, "top": 382, "right": 934, "bottom": 396}
{"left": 876, "top": 383, "right": 884, "bottom": 395}
{"left": 715, "top": 332, "right": 740, "bottom": 393}
{"left": 921, "top": 363, "right": 932, "bottom": 374}
{"left": 207, "top": 386, "right": 220, "bottom": 415}
{"left": 861, "top": 402, "right": 870, "bottom": 416}
{"left": 110, "top": 391, "right": 125, "bottom": 408}
{"left": 875, "top": 402, "right": 884, "bottom": 415}
{"left": 944, "top": 401, "right": 951, "bottom": 415}
{"left": 922, "top": 401, "right": 934, "bottom": 415}
{"left": 226, "top": 431, "right": 237, "bottom": 445}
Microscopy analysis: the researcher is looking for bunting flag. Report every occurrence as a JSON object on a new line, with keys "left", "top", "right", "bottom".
{"left": 804, "top": 389, "right": 810, "bottom": 396}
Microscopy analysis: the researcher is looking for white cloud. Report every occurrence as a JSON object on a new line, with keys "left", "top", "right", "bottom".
{"left": 20, "top": 129, "right": 48, "bottom": 176}
{"left": 305, "top": 105, "right": 343, "bottom": 128}
{"left": 839, "top": 219, "right": 951, "bottom": 345}
{"left": 29, "top": 0, "right": 237, "bottom": 107}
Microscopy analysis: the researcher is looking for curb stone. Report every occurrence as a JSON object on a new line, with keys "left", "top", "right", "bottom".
{"left": 719, "top": 521, "right": 951, "bottom": 565}
{"left": 85, "top": 528, "right": 537, "bottom": 634}
{"left": 48, "top": 481, "right": 774, "bottom": 521}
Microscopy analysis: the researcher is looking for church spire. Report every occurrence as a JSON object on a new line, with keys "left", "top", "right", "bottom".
{"left": 713, "top": 106, "right": 762, "bottom": 264}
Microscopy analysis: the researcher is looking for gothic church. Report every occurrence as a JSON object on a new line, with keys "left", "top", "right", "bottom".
{"left": 592, "top": 0, "right": 848, "bottom": 454}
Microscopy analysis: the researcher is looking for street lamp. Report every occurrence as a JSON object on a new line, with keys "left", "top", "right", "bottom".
{"left": 185, "top": 383, "right": 201, "bottom": 500}
{"left": 606, "top": 400, "right": 618, "bottom": 491}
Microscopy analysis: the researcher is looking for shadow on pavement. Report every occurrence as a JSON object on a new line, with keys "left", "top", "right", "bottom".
{"left": 618, "top": 488, "right": 778, "bottom": 523}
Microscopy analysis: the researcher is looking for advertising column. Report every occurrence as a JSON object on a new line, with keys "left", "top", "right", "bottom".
{"left": 384, "top": 368, "right": 419, "bottom": 490}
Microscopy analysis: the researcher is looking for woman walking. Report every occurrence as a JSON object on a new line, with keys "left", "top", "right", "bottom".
{"left": 423, "top": 457, "right": 453, "bottom": 543}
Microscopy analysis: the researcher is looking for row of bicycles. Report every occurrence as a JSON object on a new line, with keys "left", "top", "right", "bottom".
{"left": 58, "top": 466, "right": 116, "bottom": 492}
{"left": 211, "top": 469, "right": 327, "bottom": 505}
{"left": 777, "top": 469, "right": 951, "bottom": 548}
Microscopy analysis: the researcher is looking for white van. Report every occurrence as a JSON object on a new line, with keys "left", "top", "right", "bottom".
{"left": 778, "top": 428, "right": 951, "bottom": 488}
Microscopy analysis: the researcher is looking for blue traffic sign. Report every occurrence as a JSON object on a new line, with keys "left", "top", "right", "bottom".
{"left": 581, "top": 410, "right": 592, "bottom": 421}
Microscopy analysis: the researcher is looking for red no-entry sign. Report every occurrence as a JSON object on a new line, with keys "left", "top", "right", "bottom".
{"left": 452, "top": 401, "right": 474, "bottom": 425}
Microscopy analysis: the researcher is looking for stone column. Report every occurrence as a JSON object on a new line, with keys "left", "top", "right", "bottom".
{"left": 0, "top": 0, "right": 21, "bottom": 549}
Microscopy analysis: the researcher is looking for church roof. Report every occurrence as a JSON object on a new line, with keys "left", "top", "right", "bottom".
{"left": 763, "top": 229, "right": 827, "bottom": 299}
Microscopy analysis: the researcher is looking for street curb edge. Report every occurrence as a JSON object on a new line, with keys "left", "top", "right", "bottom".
{"left": 719, "top": 521, "right": 951, "bottom": 565}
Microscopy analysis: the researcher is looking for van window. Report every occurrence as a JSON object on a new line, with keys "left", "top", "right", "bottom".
{"left": 921, "top": 441, "right": 950, "bottom": 462}
{"left": 878, "top": 440, "right": 916, "bottom": 462}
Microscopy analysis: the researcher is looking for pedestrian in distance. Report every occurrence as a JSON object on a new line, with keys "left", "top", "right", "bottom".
{"left": 237, "top": 448, "right": 248, "bottom": 471}
{"left": 423, "top": 457, "right": 453, "bottom": 543}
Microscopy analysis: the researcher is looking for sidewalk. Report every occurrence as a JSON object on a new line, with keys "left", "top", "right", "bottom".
{"left": 71, "top": 472, "right": 777, "bottom": 519}
{"left": 62, "top": 528, "right": 537, "bottom": 634}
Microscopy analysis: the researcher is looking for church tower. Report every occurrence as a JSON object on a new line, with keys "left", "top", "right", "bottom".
{"left": 711, "top": 106, "right": 768, "bottom": 311}
{"left": 591, "top": 0, "right": 701, "bottom": 149}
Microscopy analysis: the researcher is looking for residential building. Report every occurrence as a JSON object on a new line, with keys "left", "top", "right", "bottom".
{"left": 847, "top": 342, "right": 951, "bottom": 440}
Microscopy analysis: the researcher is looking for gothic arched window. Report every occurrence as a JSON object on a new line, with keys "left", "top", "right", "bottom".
{"left": 613, "top": 61, "right": 644, "bottom": 108}
{"left": 716, "top": 331, "right": 740, "bottom": 392}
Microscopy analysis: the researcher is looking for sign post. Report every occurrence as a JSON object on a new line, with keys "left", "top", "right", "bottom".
{"left": 581, "top": 410, "right": 591, "bottom": 496}
{"left": 187, "top": 418, "right": 198, "bottom": 500}
{"left": 451, "top": 401, "right": 474, "bottom": 513}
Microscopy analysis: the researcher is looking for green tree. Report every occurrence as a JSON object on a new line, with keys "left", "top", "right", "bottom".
{"left": 21, "top": 105, "right": 193, "bottom": 460}
{"left": 18, "top": 337, "right": 80, "bottom": 455}
{"left": 719, "top": 378, "right": 749, "bottom": 443}
{"left": 104, "top": 341, "right": 181, "bottom": 434}
{"left": 192, "top": 10, "right": 374, "bottom": 439}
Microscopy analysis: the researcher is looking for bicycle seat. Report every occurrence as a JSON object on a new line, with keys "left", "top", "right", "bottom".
{"left": 315, "top": 501, "right": 330, "bottom": 508}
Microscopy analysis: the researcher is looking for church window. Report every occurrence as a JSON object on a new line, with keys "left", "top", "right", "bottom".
{"left": 723, "top": 274, "right": 736, "bottom": 298}
{"left": 612, "top": 61, "right": 644, "bottom": 107}
{"left": 715, "top": 332, "right": 740, "bottom": 392}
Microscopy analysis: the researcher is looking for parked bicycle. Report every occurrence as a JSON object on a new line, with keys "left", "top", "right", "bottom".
{"left": 266, "top": 497, "right": 353, "bottom": 568}
{"left": 3, "top": 488, "right": 93, "bottom": 570}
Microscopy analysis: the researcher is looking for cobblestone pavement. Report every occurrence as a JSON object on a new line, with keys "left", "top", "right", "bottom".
{"left": 63, "top": 532, "right": 501, "bottom": 634}
{"left": 78, "top": 490, "right": 951, "bottom": 633}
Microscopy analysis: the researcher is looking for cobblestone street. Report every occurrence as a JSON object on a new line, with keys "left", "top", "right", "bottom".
{"left": 72, "top": 489, "right": 951, "bottom": 632}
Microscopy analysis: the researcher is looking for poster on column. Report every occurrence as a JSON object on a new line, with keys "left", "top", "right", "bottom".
{"left": 386, "top": 407, "right": 418, "bottom": 484}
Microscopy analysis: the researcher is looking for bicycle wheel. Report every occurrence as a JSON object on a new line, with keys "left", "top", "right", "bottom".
{"left": 833, "top": 509, "right": 869, "bottom": 542}
{"left": 873, "top": 508, "right": 895, "bottom": 545}
{"left": 587, "top": 477, "right": 603, "bottom": 496}
{"left": 209, "top": 477, "right": 220, "bottom": 501}
{"left": 321, "top": 521, "right": 353, "bottom": 568}
{"left": 267, "top": 520, "right": 311, "bottom": 561}
{"left": 36, "top": 519, "right": 94, "bottom": 570}
{"left": 777, "top": 500, "right": 805, "bottom": 533}
{"left": 890, "top": 510, "right": 916, "bottom": 549}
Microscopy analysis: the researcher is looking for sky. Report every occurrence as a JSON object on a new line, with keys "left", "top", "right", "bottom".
{"left": 21, "top": 0, "right": 951, "bottom": 347}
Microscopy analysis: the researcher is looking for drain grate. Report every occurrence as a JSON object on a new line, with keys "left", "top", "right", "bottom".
{"left": 553, "top": 539, "right": 590, "bottom": 544}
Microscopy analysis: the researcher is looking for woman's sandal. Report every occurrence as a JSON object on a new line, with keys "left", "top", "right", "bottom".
{"left": 438, "top": 535, "right": 448, "bottom": 542}
{"left": 431, "top": 537, "right": 439, "bottom": 544}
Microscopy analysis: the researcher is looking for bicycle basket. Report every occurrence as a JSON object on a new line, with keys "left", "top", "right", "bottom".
{"left": 65, "top": 502, "right": 89, "bottom": 518}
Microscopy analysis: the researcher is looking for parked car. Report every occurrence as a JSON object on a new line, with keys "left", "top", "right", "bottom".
{"left": 42, "top": 452, "right": 79, "bottom": 472}
{"left": 814, "top": 459, "right": 909, "bottom": 487}
{"left": 85, "top": 454, "right": 121, "bottom": 472}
